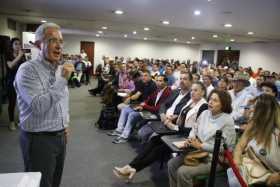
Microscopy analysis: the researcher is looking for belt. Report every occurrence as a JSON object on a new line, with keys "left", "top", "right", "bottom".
{"left": 25, "top": 129, "right": 65, "bottom": 136}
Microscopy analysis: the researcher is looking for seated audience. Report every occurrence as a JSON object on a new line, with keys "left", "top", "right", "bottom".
{"left": 231, "top": 94, "right": 280, "bottom": 186}
{"left": 107, "top": 75, "right": 171, "bottom": 144}
{"left": 168, "top": 89, "right": 236, "bottom": 187}
{"left": 113, "top": 82, "right": 208, "bottom": 181}
{"left": 138, "top": 72, "right": 193, "bottom": 143}
{"left": 117, "top": 71, "right": 157, "bottom": 110}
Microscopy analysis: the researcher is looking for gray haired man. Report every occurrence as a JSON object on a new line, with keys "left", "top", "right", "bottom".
{"left": 14, "top": 23, "right": 74, "bottom": 187}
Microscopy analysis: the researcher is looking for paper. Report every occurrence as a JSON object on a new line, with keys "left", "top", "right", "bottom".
{"left": 172, "top": 140, "right": 186, "bottom": 149}
{"left": 117, "top": 92, "right": 128, "bottom": 97}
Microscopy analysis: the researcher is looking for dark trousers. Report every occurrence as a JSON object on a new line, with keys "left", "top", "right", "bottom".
{"left": 7, "top": 85, "right": 17, "bottom": 122}
{"left": 129, "top": 135, "right": 170, "bottom": 172}
{"left": 20, "top": 130, "right": 66, "bottom": 187}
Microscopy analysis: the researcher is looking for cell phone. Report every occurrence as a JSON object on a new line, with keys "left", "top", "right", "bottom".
{"left": 22, "top": 49, "right": 31, "bottom": 53}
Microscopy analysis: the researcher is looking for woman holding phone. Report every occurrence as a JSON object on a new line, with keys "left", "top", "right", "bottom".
{"left": 6, "top": 38, "right": 26, "bottom": 130}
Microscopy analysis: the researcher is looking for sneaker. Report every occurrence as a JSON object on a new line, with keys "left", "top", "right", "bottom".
{"left": 9, "top": 122, "right": 16, "bottom": 131}
{"left": 112, "top": 137, "right": 128, "bottom": 144}
{"left": 107, "top": 130, "right": 121, "bottom": 137}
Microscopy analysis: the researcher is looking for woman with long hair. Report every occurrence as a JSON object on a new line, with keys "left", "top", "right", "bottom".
{"left": 232, "top": 94, "right": 280, "bottom": 186}
{"left": 6, "top": 38, "right": 26, "bottom": 130}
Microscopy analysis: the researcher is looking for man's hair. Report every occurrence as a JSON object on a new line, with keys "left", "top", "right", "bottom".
{"left": 180, "top": 71, "right": 193, "bottom": 81}
{"left": 35, "top": 23, "right": 61, "bottom": 42}
{"left": 260, "top": 81, "right": 278, "bottom": 97}
{"left": 157, "top": 74, "right": 168, "bottom": 83}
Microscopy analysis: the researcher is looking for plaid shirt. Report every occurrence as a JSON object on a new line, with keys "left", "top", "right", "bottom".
{"left": 14, "top": 53, "right": 69, "bottom": 132}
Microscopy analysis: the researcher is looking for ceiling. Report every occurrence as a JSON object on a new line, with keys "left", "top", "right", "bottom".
{"left": 1, "top": 0, "right": 280, "bottom": 44}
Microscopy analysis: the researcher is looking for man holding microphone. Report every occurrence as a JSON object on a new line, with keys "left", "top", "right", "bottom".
{"left": 14, "top": 23, "right": 74, "bottom": 187}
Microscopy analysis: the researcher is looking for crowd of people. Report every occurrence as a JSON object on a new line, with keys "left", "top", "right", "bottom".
{"left": 91, "top": 55, "right": 280, "bottom": 186}
{"left": 3, "top": 22, "right": 280, "bottom": 187}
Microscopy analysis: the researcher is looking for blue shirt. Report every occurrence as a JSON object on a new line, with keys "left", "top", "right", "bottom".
{"left": 14, "top": 54, "right": 69, "bottom": 132}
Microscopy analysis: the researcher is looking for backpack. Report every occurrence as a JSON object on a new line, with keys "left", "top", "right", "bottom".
{"left": 95, "top": 105, "right": 118, "bottom": 130}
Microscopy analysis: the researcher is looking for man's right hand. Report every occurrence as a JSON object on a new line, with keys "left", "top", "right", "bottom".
{"left": 62, "top": 64, "right": 75, "bottom": 80}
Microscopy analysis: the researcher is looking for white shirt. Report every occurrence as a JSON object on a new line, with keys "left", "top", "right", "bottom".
{"left": 189, "top": 110, "right": 236, "bottom": 152}
{"left": 206, "top": 84, "right": 215, "bottom": 97}
{"left": 229, "top": 88, "right": 254, "bottom": 121}
{"left": 155, "top": 88, "right": 165, "bottom": 105}
{"left": 166, "top": 91, "right": 187, "bottom": 116}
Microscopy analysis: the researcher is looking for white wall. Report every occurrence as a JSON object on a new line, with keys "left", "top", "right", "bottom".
{"left": 199, "top": 43, "right": 280, "bottom": 72}
{"left": 62, "top": 33, "right": 280, "bottom": 72}
{"left": 63, "top": 34, "right": 200, "bottom": 67}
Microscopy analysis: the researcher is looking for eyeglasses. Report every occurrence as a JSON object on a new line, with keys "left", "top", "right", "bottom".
{"left": 45, "top": 37, "right": 64, "bottom": 46}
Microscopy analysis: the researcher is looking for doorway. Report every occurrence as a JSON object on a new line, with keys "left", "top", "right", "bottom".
{"left": 201, "top": 50, "right": 215, "bottom": 65}
{"left": 217, "top": 50, "right": 240, "bottom": 70}
{"left": 80, "top": 41, "right": 95, "bottom": 74}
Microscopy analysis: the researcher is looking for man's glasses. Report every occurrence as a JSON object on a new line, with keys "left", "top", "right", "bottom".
{"left": 45, "top": 38, "right": 64, "bottom": 46}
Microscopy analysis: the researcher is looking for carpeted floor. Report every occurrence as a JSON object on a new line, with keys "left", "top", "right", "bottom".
{"left": 0, "top": 81, "right": 169, "bottom": 187}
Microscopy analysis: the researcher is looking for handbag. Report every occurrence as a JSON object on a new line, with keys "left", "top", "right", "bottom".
{"left": 184, "top": 150, "right": 209, "bottom": 166}
{"left": 240, "top": 146, "right": 275, "bottom": 185}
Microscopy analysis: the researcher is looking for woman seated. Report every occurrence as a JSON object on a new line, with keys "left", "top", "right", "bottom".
{"left": 168, "top": 89, "right": 236, "bottom": 187}
{"left": 230, "top": 94, "right": 280, "bottom": 186}
{"left": 112, "top": 82, "right": 208, "bottom": 181}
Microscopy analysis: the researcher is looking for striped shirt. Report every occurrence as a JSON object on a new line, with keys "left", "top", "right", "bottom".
{"left": 14, "top": 53, "right": 69, "bottom": 132}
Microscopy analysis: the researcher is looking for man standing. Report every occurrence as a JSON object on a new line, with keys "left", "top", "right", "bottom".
{"left": 14, "top": 23, "right": 74, "bottom": 187}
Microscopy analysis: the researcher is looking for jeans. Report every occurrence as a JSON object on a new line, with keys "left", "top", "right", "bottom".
{"left": 115, "top": 106, "right": 142, "bottom": 139}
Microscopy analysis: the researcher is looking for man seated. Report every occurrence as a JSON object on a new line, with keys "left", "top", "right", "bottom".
{"left": 228, "top": 72, "right": 254, "bottom": 126}
{"left": 164, "top": 64, "right": 176, "bottom": 87}
{"left": 107, "top": 75, "right": 172, "bottom": 144}
{"left": 138, "top": 72, "right": 193, "bottom": 143}
{"left": 117, "top": 71, "right": 157, "bottom": 110}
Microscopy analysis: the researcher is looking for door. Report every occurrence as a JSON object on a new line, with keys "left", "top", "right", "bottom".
{"left": 202, "top": 50, "right": 215, "bottom": 64}
{"left": 217, "top": 50, "right": 240, "bottom": 69}
{"left": 80, "top": 41, "right": 95, "bottom": 74}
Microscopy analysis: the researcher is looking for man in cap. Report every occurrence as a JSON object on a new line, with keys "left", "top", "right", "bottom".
{"left": 228, "top": 71, "right": 254, "bottom": 124}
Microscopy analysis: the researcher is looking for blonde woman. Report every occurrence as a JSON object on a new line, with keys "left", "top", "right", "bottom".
{"left": 232, "top": 94, "right": 280, "bottom": 186}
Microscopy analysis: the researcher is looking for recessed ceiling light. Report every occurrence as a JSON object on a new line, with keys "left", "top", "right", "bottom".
{"left": 132, "top": 31, "right": 137, "bottom": 35}
{"left": 208, "top": 0, "right": 212, "bottom": 2}
{"left": 161, "top": 20, "right": 170, "bottom": 25}
{"left": 174, "top": 38, "right": 177, "bottom": 41}
{"left": 96, "top": 34, "right": 100, "bottom": 37}
{"left": 144, "top": 37, "right": 148, "bottom": 40}
{"left": 114, "top": 10, "right": 124, "bottom": 15}
{"left": 248, "top": 31, "right": 254, "bottom": 35}
{"left": 186, "top": 41, "right": 191, "bottom": 44}
{"left": 98, "top": 30, "right": 103, "bottom": 34}
{"left": 101, "top": 26, "right": 107, "bottom": 30}
{"left": 194, "top": 10, "right": 201, "bottom": 16}
{"left": 230, "top": 39, "right": 235, "bottom": 42}
{"left": 124, "top": 34, "right": 128, "bottom": 38}
{"left": 212, "top": 34, "right": 218, "bottom": 38}
{"left": 144, "top": 27, "right": 150, "bottom": 31}
{"left": 224, "top": 23, "right": 232, "bottom": 28}
{"left": 191, "top": 36, "right": 196, "bottom": 40}
{"left": 41, "top": 20, "right": 47, "bottom": 23}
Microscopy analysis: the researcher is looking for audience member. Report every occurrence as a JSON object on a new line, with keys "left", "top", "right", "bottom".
{"left": 6, "top": 37, "right": 26, "bottom": 130}
{"left": 168, "top": 89, "right": 236, "bottom": 187}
